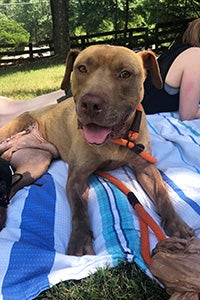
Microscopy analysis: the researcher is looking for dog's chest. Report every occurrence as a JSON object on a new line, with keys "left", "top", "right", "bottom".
{"left": 96, "top": 143, "right": 140, "bottom": 171}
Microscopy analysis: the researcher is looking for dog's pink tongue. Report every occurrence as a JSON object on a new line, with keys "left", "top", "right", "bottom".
{"left": 83, "top": 124, "right": 111, "bottom": 144}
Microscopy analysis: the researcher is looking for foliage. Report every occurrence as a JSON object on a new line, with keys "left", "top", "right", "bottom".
{"left": 135, "top": 0, "right": 199, "bottom": 25}
{"left": 68, "top": 0, "right": 199, "bottom": 35}
{"left": 0, "top": 0, "right": 52, "bottom": 44}
{"left": 0, "top": 12, "right": 29, "bottom": 50}
{"left": 14, "top": 1, "right": 52, "bottom": 44}
{"left": 68, "top": 0, "right": 145, "bottom": 35}
{"left": 0, "top": 0, "right": 199, "bottom": 44}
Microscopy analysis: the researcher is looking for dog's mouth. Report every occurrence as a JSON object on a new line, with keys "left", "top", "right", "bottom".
{"left": 82, "top": 124, "right": 112, "bottom": 145}
{"left": 80, "top": 112, "right": 132, "bottom": 145}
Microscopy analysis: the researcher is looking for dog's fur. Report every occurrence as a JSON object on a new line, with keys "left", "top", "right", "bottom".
{"left": 0, "top": 45, "right": 194, "bottom": 255}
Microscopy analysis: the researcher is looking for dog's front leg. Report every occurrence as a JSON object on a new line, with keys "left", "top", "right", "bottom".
{"left": 66, "top": 169, "right": 95, "bottom": 256}
{"left": 0, "top": 113, "right": 35, "bottom": 141}
{"left": 133, "top": 161, "right": 194, "bottom": 239}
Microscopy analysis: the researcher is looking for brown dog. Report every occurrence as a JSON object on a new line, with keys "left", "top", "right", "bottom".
{"left": 0, "top": 45, "right": 193, "bottom": 256}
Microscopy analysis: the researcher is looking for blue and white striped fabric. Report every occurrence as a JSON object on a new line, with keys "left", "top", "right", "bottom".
{"left": 1, "top": 111, "right": 200, "bottom": 299}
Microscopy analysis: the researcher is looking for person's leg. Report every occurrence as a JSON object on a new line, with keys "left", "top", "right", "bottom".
{"left": 0, "top": 90, "right": 65, "bottom": 127}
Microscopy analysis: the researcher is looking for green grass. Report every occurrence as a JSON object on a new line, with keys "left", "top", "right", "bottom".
{"left": 0, "top": 58, "right": 169, "bottom": 300}
{"left": 36, "top": 263, "right": 169, "bottom": 300}
{"left": 0, "top": 56, "right": 66, "bottom": 99}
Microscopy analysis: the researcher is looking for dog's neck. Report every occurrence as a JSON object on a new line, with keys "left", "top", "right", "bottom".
{"left": 111, "top": 104, "right": 142, "bottom": 142}
{"left": 111, "top": 105, "right": 157, "bottom": 164}
{"left": 127, "top": 104, "right": 142, "bottom": 139}
{"left": 118, "top": 104, "right": 142, "bottom": 141}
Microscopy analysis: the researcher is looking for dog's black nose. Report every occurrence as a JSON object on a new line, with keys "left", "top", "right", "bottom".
{"left": 81, "top": 95, "right": 103, "bottom": 117}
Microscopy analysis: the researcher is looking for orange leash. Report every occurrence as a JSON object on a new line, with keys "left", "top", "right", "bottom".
{"left": 95, "top": 170, "right": 166, "bottom": 265}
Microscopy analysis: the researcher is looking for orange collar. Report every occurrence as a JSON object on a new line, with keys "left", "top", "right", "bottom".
{"left": 111, "top": 104, "right": 157, "bottom": 164}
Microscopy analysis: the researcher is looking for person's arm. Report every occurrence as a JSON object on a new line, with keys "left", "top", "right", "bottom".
{"left": 165, "top": 48, "right": 200, "bottom": 121}
{"left": 179, "top": 64, "right": 200, "bottom": 121}
{"left": 0, "top": 90, "right": 64, "bottom": 127}
{"left": 176, "top": 48, "right": 200, "bottom": 121}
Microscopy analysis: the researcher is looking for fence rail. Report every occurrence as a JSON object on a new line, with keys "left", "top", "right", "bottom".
{"left": 70, "top": 27, "right": 149, "bottom": 50}
{"left": 0, "top": 20, "right": 192, "bottom": 66}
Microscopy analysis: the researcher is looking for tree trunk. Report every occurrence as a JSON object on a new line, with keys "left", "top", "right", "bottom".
{"left": 124, "top": 0, "right": 129, "bottom": 38}
{"left": 50, "top": 0, "right": 70, "bottom": 58}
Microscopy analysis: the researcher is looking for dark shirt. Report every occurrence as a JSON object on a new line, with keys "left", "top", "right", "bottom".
{"left": 142, "top": 44, "right": 191, "bottom": 114}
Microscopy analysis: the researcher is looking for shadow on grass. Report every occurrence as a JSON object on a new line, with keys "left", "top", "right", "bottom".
{"left": 2, "top": 88, "right": 61, "bottom": 100}
{"left": 0, "top": 56, "right": 66, "bottom": 76}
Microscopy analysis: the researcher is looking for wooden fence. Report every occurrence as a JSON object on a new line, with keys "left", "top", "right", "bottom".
{"left": 70, "top": 27, "right": 149, "bottom": 50}
{"left": 0, "top": 20, "right": 192, "bottom": 66}
{"left": 0, "top": 41, "right": 54, "bottom": 65}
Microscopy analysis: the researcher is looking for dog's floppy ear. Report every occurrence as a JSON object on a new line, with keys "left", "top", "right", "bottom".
{"left": 60, "top": 49, "right": 80, "bottom": 90}
{"left": 138, "top": 50, "right": 163, "bottom": 89}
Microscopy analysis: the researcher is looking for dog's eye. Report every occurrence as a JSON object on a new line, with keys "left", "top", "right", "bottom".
{"left": 77, "top": 65, "right": 87, "bottom": 73}
{"left": 119, "top": 70, "right": 131, "bottom": 78}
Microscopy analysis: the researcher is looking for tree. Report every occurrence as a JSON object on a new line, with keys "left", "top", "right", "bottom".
{"left": 135, "top": 0, "right": 200, "bottom": 25}
{"left": 50, "top": 0, "right": 70, "bottom": 57}
{"left": 14, "top": 1, "right": 52, "bottom": 44}
{"left": 0, "top": 12, "right": 29, "bottom": 50}
{"left": 0, "top": 0, "right": 199, "bottom": 57}
{"left": 0, "top": 0, "right": 52, "bottom": 44}
{"left": 68, "top": 0, "right": 199, "bottom": 35}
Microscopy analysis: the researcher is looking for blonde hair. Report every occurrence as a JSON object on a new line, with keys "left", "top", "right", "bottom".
{"left": 182, "top": 18, "right": 200, "bottom": 47}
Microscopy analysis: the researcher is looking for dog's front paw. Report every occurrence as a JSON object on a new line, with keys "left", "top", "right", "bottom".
{"left": 67, "top": 228, "right": 95, "bottom": 256}
{"left": 162, "top": 215, "right": 194, "bottom": 239}
{"left": 0, "top": 207, "right": 7, "bottom": 230}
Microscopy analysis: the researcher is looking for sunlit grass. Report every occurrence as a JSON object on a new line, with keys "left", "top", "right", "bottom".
{"left": 0, "top": 59, "right": 65, "bottom": 100}
{"left": 36, "top": 263, "right": 169, "bottom": 300}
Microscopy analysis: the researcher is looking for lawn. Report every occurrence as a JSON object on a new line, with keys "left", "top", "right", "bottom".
{"left": 0, "top": 57, "right": 66, "bottom": 99}
{"left": 0, "top": 58, "right": 169, "bottom": 300}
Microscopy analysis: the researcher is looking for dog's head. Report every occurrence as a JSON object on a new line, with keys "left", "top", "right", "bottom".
{"left": 61, "top": 45, "right": 162, "bottom": 145}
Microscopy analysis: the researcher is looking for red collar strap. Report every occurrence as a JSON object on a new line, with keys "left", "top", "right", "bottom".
{"left": 111, "top": 104, "right": 157, "bottom": 164}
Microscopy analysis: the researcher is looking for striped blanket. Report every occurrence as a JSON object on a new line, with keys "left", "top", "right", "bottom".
{"left": 1, "top": 111, "right": 200, "bottom": 300}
